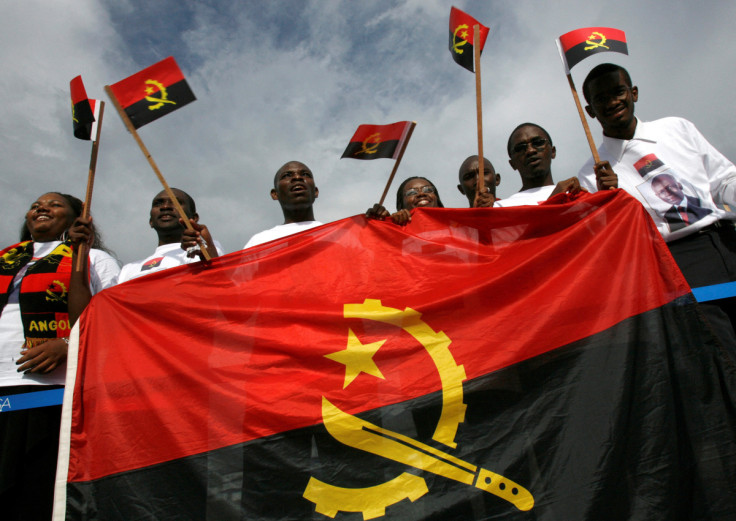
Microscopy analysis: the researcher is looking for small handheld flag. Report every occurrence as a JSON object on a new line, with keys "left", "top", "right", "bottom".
{"left": 341, "top": 121, "right": 414, "bottom": 160}
{"left": 449, "top": 6, "right": 489, "bottom": 72}
{"left": 70, "top": 76, "right": 99, "bottom": 141}
{"left": 108, "top": 56, "right": 196, "bottom": 129}
{"left": 556, "top": 27, "right": 628, "bottom": 73}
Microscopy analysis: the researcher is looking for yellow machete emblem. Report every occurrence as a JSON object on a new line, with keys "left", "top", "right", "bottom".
{"left": 303, "top": 299, "right": 534, "bottom": 519}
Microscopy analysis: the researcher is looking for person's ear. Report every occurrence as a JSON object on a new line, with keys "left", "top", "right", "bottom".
{"left": 456, "top": 184, "right": 465, "bottom": 195}
{"left": 495, "top": 173, "right": 501, "bottom": 187}
{"left": 314, "top": 187, "right": 319, "bottom": 199}
{"left": 270, "top": 189, "right": 279, "bottom": 201}
{"left": 191, "top": 213, "right": 200, "bottom": 224}
{"left": 550, "top": 146, "right": 557, "bottom": 159}
{"left": 585, "top": 105, "right": 596, "bottom": 119}
{"left": 631, "top": 85, "right": 638, "bottom": 102}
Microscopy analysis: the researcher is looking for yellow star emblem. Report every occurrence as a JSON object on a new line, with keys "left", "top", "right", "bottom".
{"left": 325, "top": 329, "right": 386, "bottom": 389}
{"left": 145, "top": 86, "right": 156, "bottom": 95}
{"left": 460, "top": 30, "right": 468, "bottom": 40}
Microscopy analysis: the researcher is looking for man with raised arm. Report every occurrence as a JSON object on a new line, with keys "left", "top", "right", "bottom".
{"left": 118, "top": 188, "right": 222, "bottom": 283}
{"left": 496, "top": 123, "right": 584, "bottom": 207}
{"left": 577, "top": 62, "right": 736, "bottom": 347}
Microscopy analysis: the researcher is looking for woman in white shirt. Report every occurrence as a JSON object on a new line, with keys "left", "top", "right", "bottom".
{"left": 0, "top": 192, "right": 119, "bottom": 521}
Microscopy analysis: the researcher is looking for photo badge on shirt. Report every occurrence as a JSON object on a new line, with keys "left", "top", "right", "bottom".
{"left": 633, "top": 153, "right": 713, "bottom": 232}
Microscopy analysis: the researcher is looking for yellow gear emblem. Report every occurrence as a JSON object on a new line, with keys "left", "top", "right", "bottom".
{"left": 303, "top": 299, "right": 533, "bottom": 518}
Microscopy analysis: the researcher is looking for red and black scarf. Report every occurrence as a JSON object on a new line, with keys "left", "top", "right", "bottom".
{"left": 0, "top": 240, "right": 74, "bottom": 345}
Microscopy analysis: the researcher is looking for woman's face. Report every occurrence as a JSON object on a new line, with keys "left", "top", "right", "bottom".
{"left": 401, "top": 178, "right": 439, "bottom": 210}
{"left": 25, "top": 193, "right": 75, "bottom": 242}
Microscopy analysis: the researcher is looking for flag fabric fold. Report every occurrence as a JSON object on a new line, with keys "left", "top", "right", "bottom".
{"left": 55, "top": 191, "right": 736, "bottom": 520}
{"left": 556, "top": 26, "right": 628, "bottom": 73}
{"left": 108, "top": 56, "right": 196, "bottom": 129}
{"left": 70, "top": 76, "right": 99, "bottom": 140}
{"left": 341, "top": 121, "right": 413, "bottom": 160}
{"left": 449, "top": 6, "right": 490, "bottom": 72}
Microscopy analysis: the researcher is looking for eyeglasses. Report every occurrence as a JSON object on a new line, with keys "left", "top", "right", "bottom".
{"left": 511, "top": 137, "right": 548, "bottom": 155}
{"left": 404, "top": 185, "right": 436, "bottom": 198}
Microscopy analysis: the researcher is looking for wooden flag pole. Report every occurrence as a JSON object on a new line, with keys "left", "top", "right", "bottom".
{"left": 75, "top": 101, "right": 106, "bottom": 272}
{"left": 377, "top": 121, "right": 417, "bottom": 207}
{"left": 474, "top": 24, "right": 485, "bottom": 196}
{"left": 104, "top": 85, "right": 210, "bottom": 261}
{"left": 566, "top": 73, "right": 600, "bottom": 163}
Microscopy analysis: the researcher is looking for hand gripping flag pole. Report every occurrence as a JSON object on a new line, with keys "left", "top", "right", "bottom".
{"left": 105, "top": 57, "right": 208, "bottom": 260}
{"left": 376, "top": 122, "right": 416, "bottom": 207}
{"left": 76, "top": 101, "right": 105, "bottom": 271}
{"left": 70, "top": 76, "right": 105, "bottom": 271}
{"left": 556, "top": 27, "right": 629, "bottom": 165}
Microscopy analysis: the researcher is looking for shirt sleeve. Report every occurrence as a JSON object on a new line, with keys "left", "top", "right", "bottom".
{"left": 688, "top": 121, "right": 736, "bottom": 208}
{"left": 89, "top": 250, "right": 121, "bottom": 294}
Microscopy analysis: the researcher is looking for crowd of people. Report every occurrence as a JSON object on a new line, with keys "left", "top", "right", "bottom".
{"left": 2, "top": 62, "right": 736, "bottom": 520}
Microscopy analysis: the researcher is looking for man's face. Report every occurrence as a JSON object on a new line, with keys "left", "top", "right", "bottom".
{"left": 585, "top": 71, "right": 638, "bottom": 138}
{"left": 271, "top": 161, "right": 318, "bottom": 209}
{"left": 149, "top": 189, "right": 195, "bottom": 232}
{"left": 652, "top": 175, "right": 685, "bottom": 206}
{"left": 457, "top": 156, "right": 497, "bottom": 202}
{"left": 507, "top": 126, "right": 556, "bottom": 183}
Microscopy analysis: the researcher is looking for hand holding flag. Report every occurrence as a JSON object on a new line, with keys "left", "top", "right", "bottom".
{"left": 555, "top": 27, "right": 629, "bottom": 164}
{"left": 105, "top": 57, "right": 209, "bottom": 260}
{"left": 342, "top": 121, "right": 416, "bottom": 208}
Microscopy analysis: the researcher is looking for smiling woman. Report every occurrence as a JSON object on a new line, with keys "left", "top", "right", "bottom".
{"left": 365, "top": 177, "right": 445, "bottom": 226}
{"left": 0, "top": 192, "right": 119, "bottom": 521}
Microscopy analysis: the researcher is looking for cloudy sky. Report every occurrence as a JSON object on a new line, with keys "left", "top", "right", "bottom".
{"left": 2, "top": 0, "right": 734, "bottom": 263}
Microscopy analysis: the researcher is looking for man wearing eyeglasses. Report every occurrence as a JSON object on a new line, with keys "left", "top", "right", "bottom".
{"left": 577, "top": 62, "right": 736, "bottom": 349}
{"left": 456, "top": 155, "right": 500, "bottom": 208}
{"left": 496, "top": 123, "right": 584, "bottom": 207}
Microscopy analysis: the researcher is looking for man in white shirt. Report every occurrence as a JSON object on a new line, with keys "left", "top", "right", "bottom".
{"left": 244, "top": 161, "right": 323, "bottom": 248}
{"left": 118, "top": 188, "right": 222, "bottom": 283}
{"left": 497, "top": 123, "right": 584, "bottom": 207}
{"left": 578, "top": 62, "right": 736, "bottom": 348}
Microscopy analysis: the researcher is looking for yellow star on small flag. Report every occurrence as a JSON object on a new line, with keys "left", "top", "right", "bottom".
{"left": 325, "top": 329, "right": 386, "bottom": 389}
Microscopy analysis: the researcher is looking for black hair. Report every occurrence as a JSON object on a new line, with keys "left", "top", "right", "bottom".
{"left": 395, "top": 177, "right": 445, "bottom": 211}
{"left": 506, "top": 123, "right": 553, "bottom": 156}
{"left": 20, "top": 192, "right": 108, "bottom": 251}
{"left": 169, "top": 188, "right": 197, "bottom": 215}
{"left": 582, "top": 63, "right": 632, "bottom": 104}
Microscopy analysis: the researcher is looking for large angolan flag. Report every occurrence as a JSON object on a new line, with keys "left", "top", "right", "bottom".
{"left": 54, "top": 191, "right": 736, "bottom": 520}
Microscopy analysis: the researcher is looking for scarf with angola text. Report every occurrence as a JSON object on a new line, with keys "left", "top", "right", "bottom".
{"left": 0, "top": 240, "right": 74, "bottom": 347}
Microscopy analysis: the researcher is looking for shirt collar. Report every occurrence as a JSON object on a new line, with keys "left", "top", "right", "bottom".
{"left": 600, "top": 118, "right": 657, "bottom": 162}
